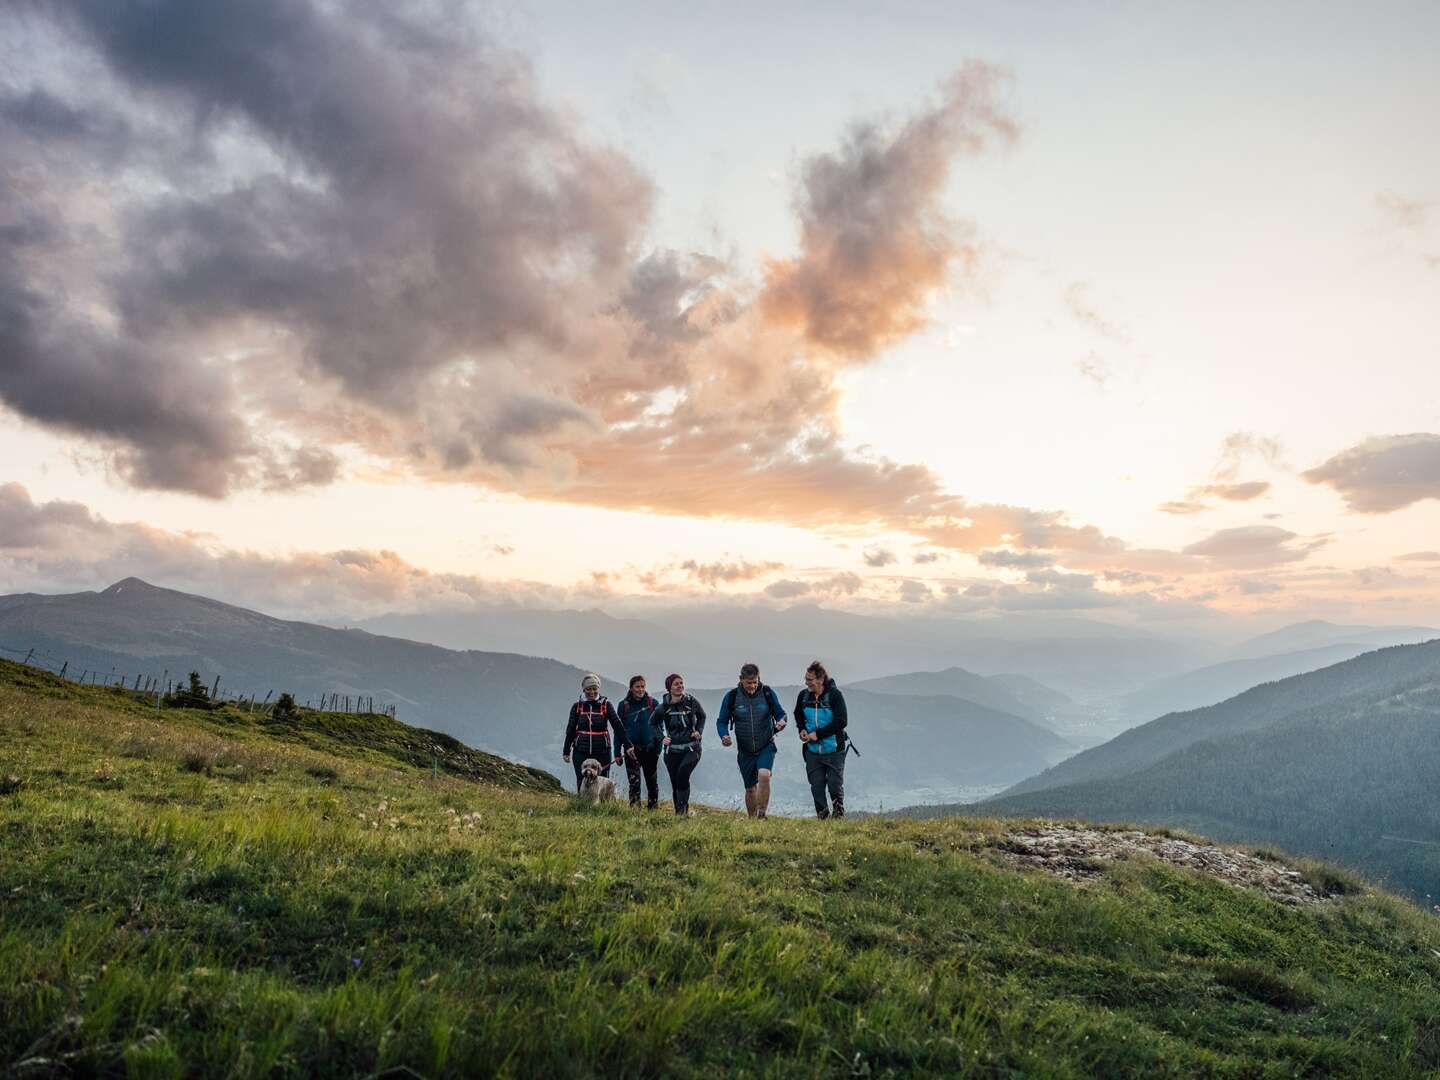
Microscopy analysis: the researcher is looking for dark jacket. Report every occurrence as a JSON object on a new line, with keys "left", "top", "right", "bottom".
{"left": 717, "top": 683, "right": 787, "bottom": 755}
{"left": 793, "top": 679, "right": 848, "bottom": 754}
{"left": 617, "top": 692, "right": 661, "bottom": 751}
{"left": 563, "top": 696, "right": 629, "bottom": 760}
{"left": 653, "top": 693, "right": 707, "bottom": 751}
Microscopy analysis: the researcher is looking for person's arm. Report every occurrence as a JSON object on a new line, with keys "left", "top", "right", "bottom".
{"left": 608, "top": 701, "right": 631, "bottom": 752}
{"left": 766, "top": 687, "right": 788, "bottom": 727}
{"left": 692, "top": 697, "right": 707, "bottom": 737}
{"left": 716, "top": 690, "right": 734, "bottom": 741}
{"left": 562, "top": 703, "right": 579, "bottom": 758}
{"left": 794, "top": 692, "right": 808, "bottom": 738}
{"left": 810, "top": 687, "right": 848, "bottom": 740}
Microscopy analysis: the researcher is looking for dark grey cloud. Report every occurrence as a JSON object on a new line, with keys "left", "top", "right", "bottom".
{"left": 862, "top": 545, "right": 897, "bottom": 568}
{"left": 897, "top": 579, "right": 931, "bottom": 604}
{"left": 1, "top": 0, "right": 651, "bottom": 494}
{"left": 1302, "top": 434, "right": 1440, "bottom": 513}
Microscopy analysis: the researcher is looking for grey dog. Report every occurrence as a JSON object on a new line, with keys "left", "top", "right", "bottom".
{"left": 577, "top": 758, "right": 617, "bottom": 804}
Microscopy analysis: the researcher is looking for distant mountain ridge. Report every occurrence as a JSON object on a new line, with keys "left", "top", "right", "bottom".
{"left": 999, "top": 639, "right": 1440, "bottom": 799}
{"left": 848, "top": 666, "right": 1069, "bottom": 724}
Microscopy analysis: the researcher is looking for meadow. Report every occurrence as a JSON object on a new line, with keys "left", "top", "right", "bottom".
{"left": 2, "top": 659, "right": 1439, "bottom": 1077}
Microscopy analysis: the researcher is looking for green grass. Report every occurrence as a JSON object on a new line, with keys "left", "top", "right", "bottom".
{"left": 2, "top": 659, "right": 1440, "bottom": 1077}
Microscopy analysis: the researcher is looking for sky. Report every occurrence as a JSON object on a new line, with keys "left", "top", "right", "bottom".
{"left": 2, "top": 0, "right": 1439, "bottom": 629}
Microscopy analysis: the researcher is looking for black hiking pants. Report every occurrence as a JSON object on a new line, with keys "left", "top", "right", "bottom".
{"left": 804, "top": 748, "right": 845, "bottom": 818}
{"left": 626, "top": 745, "right": 661, "bottom": 808}
{"left": 664, "top": 745, "right": 702, "bottom": 815}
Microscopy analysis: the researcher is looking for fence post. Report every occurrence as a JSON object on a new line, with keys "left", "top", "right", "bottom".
{"left": 22, "top": 648, "right": 33, "bottom": 666}
{"left": 59, "top": 661, "right": 68, "bottom": 679}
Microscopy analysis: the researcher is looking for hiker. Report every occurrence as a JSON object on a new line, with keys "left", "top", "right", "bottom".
{"left": 794, "top": 660, "right": 850, "bottom": 819}
{"left": 562, "top": 673, "right": 629, "bottom": 792}
{"left": 717, "top": 662, "right": 787, "bottom": 818}
{"left": 654, "top": 672, "right": 706, "bottom": 815}
{"left": 617, "top": 675, "right": 662, "bottom": 809}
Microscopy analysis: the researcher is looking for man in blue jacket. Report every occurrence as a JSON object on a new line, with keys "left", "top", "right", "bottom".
{"left": 717, "top": 663, "right": 788, "bottom": 819}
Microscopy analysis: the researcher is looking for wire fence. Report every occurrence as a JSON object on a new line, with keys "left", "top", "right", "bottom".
{"left": 0, "top": 642, "right": 397, "bottom": 719}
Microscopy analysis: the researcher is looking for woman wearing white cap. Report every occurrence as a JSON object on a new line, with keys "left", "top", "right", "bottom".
{"left": 562, "top": 672, "right": 629, "bottom": 792}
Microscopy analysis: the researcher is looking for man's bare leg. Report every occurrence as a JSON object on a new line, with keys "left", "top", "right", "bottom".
{"left": 744, "top": 786, "right": 758, "bottom": 817}
{"left": 756, "top": 769, "right": 772, "bottom": 818}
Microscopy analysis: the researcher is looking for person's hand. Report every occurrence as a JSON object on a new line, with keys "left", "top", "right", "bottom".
{"left": 721, "top": 735, "right": 733, "bottom": 747}
{"left": 662, "top": 736, "right": 671, "bottom": 747}
{"left": 775, "top": 718, "right": 787, "bottom": 733}
{"left": 563, "top": 753, "right": 571, "bottom": 763}
{"left": 626, "top": 746, "right": 637, "bottom": 760}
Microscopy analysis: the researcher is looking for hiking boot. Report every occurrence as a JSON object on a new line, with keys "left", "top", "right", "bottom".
{"left": 815, "top": 807, "right": 830, "bottom": 820}
{"left": 832, "top": 799, "right": 844, "bottom": 819}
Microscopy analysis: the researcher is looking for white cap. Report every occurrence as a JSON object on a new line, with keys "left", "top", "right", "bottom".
{"left": 581, "top": 672, "right": 601, "bottom": 690}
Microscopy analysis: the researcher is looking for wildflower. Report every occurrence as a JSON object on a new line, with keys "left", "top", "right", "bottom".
{"left": 351, "top": 957, "right": 362, "bottom": 969}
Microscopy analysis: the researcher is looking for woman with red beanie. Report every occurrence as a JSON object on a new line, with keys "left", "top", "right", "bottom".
{"left": 653, "top": 672, "right": 706, "bottom": 815}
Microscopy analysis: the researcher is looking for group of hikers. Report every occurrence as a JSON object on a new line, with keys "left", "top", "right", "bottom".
{"left": 561, "top": 661, "right": 852, "bottom": 819}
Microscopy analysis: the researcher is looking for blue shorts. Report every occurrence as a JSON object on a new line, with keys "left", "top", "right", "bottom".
{"left": 735, "top": 742, "right": 777, "bottom": 789}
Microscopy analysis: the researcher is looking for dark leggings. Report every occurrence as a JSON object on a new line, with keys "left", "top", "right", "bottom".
{"left": 804, "top": 748, "right": 846, "bottom": 818}
{"left": 626, "top": 745, "right": 661, "bottom": 808}
{"left": 664, "top": 746, "right": 702, "bottom": 815}
{"left": 571, "top": 742, "right": 613, "bottom": 791}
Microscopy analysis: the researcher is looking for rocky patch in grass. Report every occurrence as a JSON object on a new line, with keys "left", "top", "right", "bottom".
{"left": 992, "top": 826, "right": 1333, "bottom": 906}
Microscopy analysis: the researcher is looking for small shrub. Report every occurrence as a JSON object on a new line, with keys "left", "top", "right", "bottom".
{"left": 1214, "top": 962, "right": 1316, "bottom": 1012}
{"left": 181, "top": 751, "right": 214, "bottom": 775}
{"left": 1301, "top": 863, "right": 1365, "bottom": 898}
{"left": 306, "top": 763, "right": 340, "bottom": 783}
{"left": 0, "top": 774, "right": 23, "bottom": 796}
{"left": 272, "top": 692, "right": 298, "bottom": 721}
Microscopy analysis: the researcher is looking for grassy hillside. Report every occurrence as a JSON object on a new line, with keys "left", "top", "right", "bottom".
{"left": 4, "top": 661, "right": 1440, "bottom": 1077}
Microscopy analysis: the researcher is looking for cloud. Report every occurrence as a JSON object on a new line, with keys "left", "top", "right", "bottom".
{"left": 1157, "top": 500, "right": 1209, "bottom": 516}
{"left": 1212, "top": 433, "right": 1284, "bottom": 482}
{"left": 1075, "top": 352, "right": 1111, "bottom": 387}
{"left": 764, "top": 572, "right": 864, "bottom": 601}
{"left": 861, "top": 545, "right": 897, "bottom": 568}
{"left": 2, "top": 0, "right": 649, "bottom": 496}
{"left": 912, "top": 550, "right": 944, "bottom": 564}
{"left": 4, "top": 2, "right": 1043, "bottom": 558}
{"left": 977, "top": 548, "right": 1056, "bottom": 569}
{"left": 1181, "top": 525, "right": 1324, "bottom": 569}
{"left": 1158, "top": 480, "right": 1270, "bottom": 517}
{"left": 1232, "top": 577, "right": 1284, "bottom": 595}
{"left": 1396, "top": 551, "right": 1440, "bottom": 562}
{"left": 760, "top": 63, "right": 1015, "bottom": 357}
{"left": 0, "top": 481, "right": 562, "bottom": 618}
{"left": 1192, "top": 481, "right": 1270, "bottom": 502}
{"left": 1064, "top": 283, "right": 1128, "bottom": 343}
{"left": 1302, "top": 434, "right": 1440, "bottom": 513}
{"left": 679, "top": 559, "right": 784, "bottom": 587}
{"left": 897, "top": 579, "right": 931, "bottom": 604}
{"left": 1375, "top": 192, "right": 1431, "bottom": 232}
